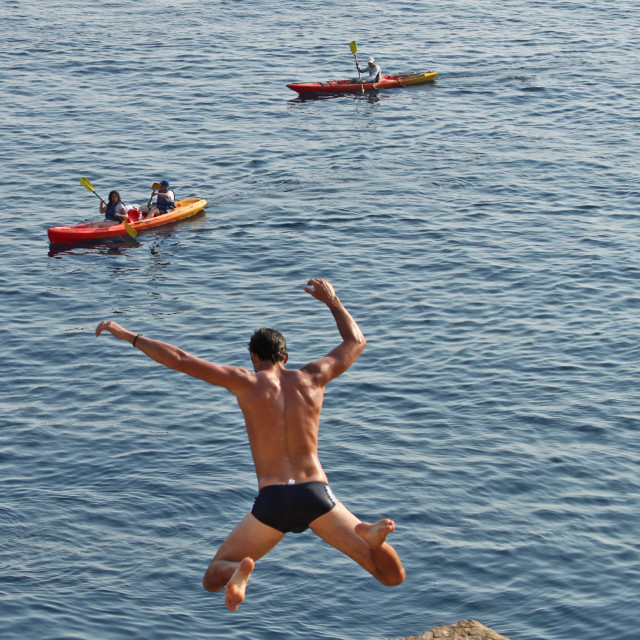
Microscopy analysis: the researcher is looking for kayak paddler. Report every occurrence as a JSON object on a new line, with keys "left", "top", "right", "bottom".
{"left": 85, "top": 190, "right": 127, "bottom": 228}
{"left": 142, "top": 179, "right": 175, "bottom": 219}
{"left": 355, "top": 57, "right": 382, "bottom": 83}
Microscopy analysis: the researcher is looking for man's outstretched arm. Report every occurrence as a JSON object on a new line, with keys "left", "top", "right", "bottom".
{"left": 95, "top": 320, "right": 253, "bottom": 393}
{"left": 302, "top": 278, "right": 366, "bottom": 382}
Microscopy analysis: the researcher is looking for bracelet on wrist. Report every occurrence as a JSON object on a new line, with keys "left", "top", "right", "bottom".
{"left": 132, "top": 334, "right": 141, "bottom": 348}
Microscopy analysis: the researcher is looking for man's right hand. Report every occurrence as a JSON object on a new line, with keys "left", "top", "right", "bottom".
{"left": 304, "top": 278, "right": 338, "bottom": 306}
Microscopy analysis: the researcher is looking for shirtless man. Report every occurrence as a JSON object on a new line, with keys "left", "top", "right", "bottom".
{"left": 95, "top": 278, "right": 405, "bottom": 611}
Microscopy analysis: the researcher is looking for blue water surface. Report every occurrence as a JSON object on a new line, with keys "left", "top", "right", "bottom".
{"left": 1, "top": 1, "right": 639, "bottom": 639}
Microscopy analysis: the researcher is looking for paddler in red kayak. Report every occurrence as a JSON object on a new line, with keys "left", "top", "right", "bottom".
{"left": 95, "top": 278, "right": 405, "bottom": 612}
{"left": 85, "top": 190, "right": 127, "bottom": 228}
{"left": 355, "top": 56, "right": 382, "bottom": 83}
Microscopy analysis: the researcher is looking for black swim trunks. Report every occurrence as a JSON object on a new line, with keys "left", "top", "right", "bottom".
{"left": 251, "top": 481, "right": 338, "bottom": 534}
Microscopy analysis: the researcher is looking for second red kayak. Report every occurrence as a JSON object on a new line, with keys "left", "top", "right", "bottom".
{"left": 287, "top": 71, "right": 437, "bottom": 96}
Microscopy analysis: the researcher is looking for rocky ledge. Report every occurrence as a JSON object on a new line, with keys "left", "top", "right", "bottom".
{"left": 385, "top": 619, "right": 511, "bottom": 640}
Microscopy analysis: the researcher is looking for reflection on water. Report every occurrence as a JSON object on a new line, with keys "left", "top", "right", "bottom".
{"left": 48, "top": 237, "right": 140, "bottom": 258}
{"left": 288, "top": 90, "right": 390, "bottom": 104}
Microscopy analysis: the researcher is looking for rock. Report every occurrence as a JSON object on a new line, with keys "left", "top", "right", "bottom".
{"left": 385, "top": 619, "right": 511, "bottom": 640}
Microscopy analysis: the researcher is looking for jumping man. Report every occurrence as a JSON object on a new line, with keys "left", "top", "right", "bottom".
{"left": 95, "top": 278, "right": 405, "bottom": 611}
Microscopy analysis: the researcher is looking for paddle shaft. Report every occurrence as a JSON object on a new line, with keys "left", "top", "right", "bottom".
{"left": 89, "top": 188, "right": 104, "bottom": 203}
{"left": 349, "top": 41, "right": 365, "bottom": 95}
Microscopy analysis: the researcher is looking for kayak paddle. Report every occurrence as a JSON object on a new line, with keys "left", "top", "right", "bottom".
{"left": 79, "top": 176, "right": 138, "bottom": 238}
{"left": 349, "top": 40, "right": 365, "bottom": 96}
{"left": 147, "top": 182, "right": 161, "bottom": 209}
{"left": 122, "top": 218, "right": 137, "bottom": 238}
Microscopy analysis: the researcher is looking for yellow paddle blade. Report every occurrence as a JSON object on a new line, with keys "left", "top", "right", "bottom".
{"left": 79, "top": 176, "right": 94, "bottom": 192}
{"left": 148, "top": 183, "right": 161, "bottom": 208}
{"left": 80, "top": 176, "right": 103, "bottom": 201}
{"left": 349, "top": 40, "right": 357, "bottom": 55}
{"left": 123, "top": 218, "right": 138, "bottom": 238}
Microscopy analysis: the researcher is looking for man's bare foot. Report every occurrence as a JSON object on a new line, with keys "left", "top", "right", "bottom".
{"left": 355, "top": 519, "right": 405, "bottom": 586}
{"left": 224, "top": 557, "right": 255, "bottom": 612}
{"left": 355, "top": 519, "right": 395, "bottom": 548}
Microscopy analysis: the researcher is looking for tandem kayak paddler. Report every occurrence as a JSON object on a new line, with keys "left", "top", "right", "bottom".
{"left": 48, "top": 198, "right": 207, "bottom": 243}
{"left": 286, "top": 71, "right": 438, "bottom": 97}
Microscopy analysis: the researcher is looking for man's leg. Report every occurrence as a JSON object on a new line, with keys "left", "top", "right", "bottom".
{"left": 203, "top": 511, "right": 285, "bottom": 611}
{"left": 310, "top": 502, "right": 405, "bottom": 587}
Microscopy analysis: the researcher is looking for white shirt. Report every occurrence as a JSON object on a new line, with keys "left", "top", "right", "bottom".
{"left": 357, "top": 62, "right": 382, "bottom": 82}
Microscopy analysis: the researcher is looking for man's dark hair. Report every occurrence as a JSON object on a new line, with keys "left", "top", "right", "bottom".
{"left": 248, "top": 328, "right": 287, "bottom": 363}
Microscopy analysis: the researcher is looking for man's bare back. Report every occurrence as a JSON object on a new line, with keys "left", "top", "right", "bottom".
{"left": 234, "top": 365, "right": 328, "bottom": 489}
{"left": 96, "top": 278, "right": 405, "bottom": 611}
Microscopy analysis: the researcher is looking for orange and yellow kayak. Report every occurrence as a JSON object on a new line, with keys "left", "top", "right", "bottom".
{"left": 287, "top": 71, "right": 437, "bottom": 96}
{"left": 48, "top": 198, "right": 207, "bottom": 243}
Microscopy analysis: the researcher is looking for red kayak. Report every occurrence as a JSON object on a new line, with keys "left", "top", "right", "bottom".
{"left": 47, "top": 198, "right": 207, "bottom": 243}
{"left": 287, "top": 71, "right": 437, "bottom": 96}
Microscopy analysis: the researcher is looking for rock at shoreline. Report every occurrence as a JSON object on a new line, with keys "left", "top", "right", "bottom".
{"left": 385, "top": 619, "right": 511, "bottom": 640}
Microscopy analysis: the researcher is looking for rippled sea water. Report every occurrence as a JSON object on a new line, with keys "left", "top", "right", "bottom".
{"left": 2, "top": 1, "right": 639, "bottom": 639}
